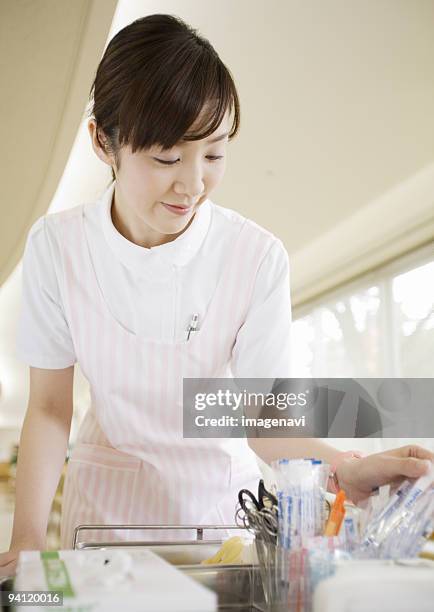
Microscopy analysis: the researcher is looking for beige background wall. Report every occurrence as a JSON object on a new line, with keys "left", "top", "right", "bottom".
{"left": 1, "top": 0, "right": 433, "bottom": 294}
{"left": 0, "top": 0, "right": 433, "bottom": 441}
{"left": 0, "top": 0, "right": 117, "bottom": 285}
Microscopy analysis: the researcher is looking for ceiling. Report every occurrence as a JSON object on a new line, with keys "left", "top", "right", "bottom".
{"left": 0, "top": 0, "right": 117, "bottom": 284}
{"left": 1, "top": 0, "right": 433, "bottom": 298}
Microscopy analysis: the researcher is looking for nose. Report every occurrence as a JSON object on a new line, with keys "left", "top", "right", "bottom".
{"left": 173, "top": 162, "right": 205, "bottom": 204}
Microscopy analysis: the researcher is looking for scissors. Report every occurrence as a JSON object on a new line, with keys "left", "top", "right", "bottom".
{"left": 236, "top": 480, "right": 278, "bottom": 539}
{"left": 238, "top": 479, "right": 278, "bottom": 512}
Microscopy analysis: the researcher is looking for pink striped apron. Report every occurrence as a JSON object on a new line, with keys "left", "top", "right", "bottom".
{"left": 58, "top": 205, "right": 274, "bottom": 548}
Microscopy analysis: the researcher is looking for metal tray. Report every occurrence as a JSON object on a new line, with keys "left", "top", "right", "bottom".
{"left": 1, "top": 525, "right": 267, "bottom": 611}
{"left": 72, "top": 524, "right": 266, "bottom": 611}
{"left": 0, "top": 572, "right": 265, "bottom": 612}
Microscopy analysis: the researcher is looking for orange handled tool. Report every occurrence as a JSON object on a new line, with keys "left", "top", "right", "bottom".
{"left": 324, "top": 489, "right": 346, "bottom": 536}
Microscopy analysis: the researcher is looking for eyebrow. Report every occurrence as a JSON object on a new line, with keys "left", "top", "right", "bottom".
{"left": 180, "top": 131, "right": 229, "bottom": 144}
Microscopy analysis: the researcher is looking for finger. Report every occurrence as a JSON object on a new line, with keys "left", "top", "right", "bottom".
{"left": 407, "top": 446, "right": 434, "bottom": 461}
{"left": 367, "top": 456, "right": 427, "bottom": 484}
{"left": 381, "top": 445, "right": 434, "bottom": 461}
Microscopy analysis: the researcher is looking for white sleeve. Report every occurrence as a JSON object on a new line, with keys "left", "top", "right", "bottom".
{"left": 231, "top": 239, "right": 292, "bottom": 379}
{"left": 16, "top": 217, "right": 77, "bottom": 369}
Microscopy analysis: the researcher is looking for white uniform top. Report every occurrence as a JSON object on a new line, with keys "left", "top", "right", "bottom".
{"left": 16, "top": 181, "right": 293, "bottom": 546}
{"left": 16, "top": 181, "right": 292, "bottom": 378}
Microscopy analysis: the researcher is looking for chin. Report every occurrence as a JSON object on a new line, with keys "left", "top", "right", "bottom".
{"left": 168, "top": 218, "right": 193, "bottom": 234}
{"left": 158, "top": 208, "right": 196, "bottom": 233}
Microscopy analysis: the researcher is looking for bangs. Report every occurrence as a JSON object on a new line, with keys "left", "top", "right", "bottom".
{"left": 116, "top": 38, "right": 239, "bottom": 153}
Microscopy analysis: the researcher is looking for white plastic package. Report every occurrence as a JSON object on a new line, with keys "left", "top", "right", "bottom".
{"left": 14, "top": 548, "right": 217, "bottom": 612}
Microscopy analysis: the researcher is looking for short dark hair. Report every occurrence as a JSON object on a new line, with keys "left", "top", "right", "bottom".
{"left": 88, "top": 14, "right": 240, "bottom": 181}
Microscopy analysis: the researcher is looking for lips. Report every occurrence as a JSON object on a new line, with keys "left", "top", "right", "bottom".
{"left": 161, "top": 202, "right": 193, "bottom": 216}
{"left": 164, "top": 202, "right": 190, "bottom": 209}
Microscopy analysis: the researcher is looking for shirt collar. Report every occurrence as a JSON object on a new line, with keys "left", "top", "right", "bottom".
{"left": 99, "top": 181, "right": 211, "bottom": 273}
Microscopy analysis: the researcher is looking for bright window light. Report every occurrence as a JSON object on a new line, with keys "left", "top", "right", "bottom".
{"left": 291, "top": 248, "right": 434, "bottom": 378}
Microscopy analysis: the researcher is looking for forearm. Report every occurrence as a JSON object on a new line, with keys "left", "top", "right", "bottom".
{"left": 10, "top": 406, "right": 71, "bottom": 549}
{"left": 248, "top": 437, "right": 343, "bottom": 467}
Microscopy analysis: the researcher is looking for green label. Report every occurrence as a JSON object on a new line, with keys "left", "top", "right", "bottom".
{"left": 41, "top": 551, "right": 75, "bottom": 598}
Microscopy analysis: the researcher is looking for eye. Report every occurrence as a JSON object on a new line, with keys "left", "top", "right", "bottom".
{"left": 153, "top": 158, "right": 179, "bottom": 166}
{"left": 153, "top": 155, "right": 224, "bottom": 166}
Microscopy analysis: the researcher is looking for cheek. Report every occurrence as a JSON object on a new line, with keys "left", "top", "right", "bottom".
{"left": 123, "top": 164, "right": 170, "bottom": 202}
{"left": 207, "top": 161, "right": 226, "bottom": 187}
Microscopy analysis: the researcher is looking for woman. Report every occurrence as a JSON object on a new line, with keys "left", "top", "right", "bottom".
{"left": 1, "top": 14, "right": 432, "bottom": 575}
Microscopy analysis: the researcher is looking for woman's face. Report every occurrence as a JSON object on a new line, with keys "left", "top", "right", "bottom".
{"left": 89, "top": 111, "right": 230, "bottom": 247}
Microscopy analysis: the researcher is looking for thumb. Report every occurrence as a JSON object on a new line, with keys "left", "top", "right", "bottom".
{"left": 0, "top": 561, "right": 16, "bottom": 577}
{"left": 390, "top": 457, "right": 432, "bottom": 480}
{"left": 0, "top": 551, "right": 16, "bottom": 566}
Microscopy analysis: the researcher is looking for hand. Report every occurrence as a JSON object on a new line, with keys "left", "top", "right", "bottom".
{"left": 0, "top": 539, "right": 43, "bottom": 578}
{"left": 0, "top": 549, "right": 20, "bottom": 578}
{"left": 336, "top": 444, "right": 434, "bottom": 504}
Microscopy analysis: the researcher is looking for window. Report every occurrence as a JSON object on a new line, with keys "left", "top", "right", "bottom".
{"left": 291, "top": 245, "right": 434, "bottom": 378}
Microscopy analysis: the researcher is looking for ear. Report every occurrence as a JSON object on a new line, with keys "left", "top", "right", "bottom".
{"left": 88, "top": 119, "right": 114, "bottom": 167}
